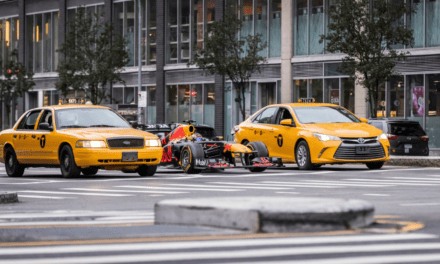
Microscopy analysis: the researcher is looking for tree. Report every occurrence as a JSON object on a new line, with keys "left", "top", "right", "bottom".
{"left": 188, "top": 7, "right": 267, "bottom": 122}
{"left": 56, "top": 8, "right": 129, "bottom": 105}
{"left": 320, "top": 0, "right": 414, "bottom": 118}
{"left": 0, "top": 50, "right": 35, "bottom": 121}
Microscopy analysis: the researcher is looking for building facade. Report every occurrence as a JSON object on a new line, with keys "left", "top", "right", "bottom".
{"left": 1, "top": 0, "right": 440, "bottom": 153}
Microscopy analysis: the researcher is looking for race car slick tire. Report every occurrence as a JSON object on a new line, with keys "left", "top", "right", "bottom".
{"left": 180, "top": 144, "right": 203, "bottom": 174}
{"left": 366, "top": 161, "right": 384, "bottom": 170}
{"left": 137, "top": 165, "right": 157, "bottom": 177}
{"left": 60, "top": 145, "right": 81, "bottom": 178}
{"left": 81, "top": 167, "right": 99, "bottom": 176}
{"left": 296, "top": 141, "right": 313, "bottom": 170}
{"left": 245, "top": 141, "right": 268, "bottom": 173}
{"left": 5, "top": 147, "right": 25, "bottom": 177}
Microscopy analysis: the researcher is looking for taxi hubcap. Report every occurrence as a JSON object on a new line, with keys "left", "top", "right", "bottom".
{"left": 297, "top": 146, "right": 307, "bottom": 167}
{"left": 8, "top": 156, "right": 13, "bottom": 167}
{"left": 64, "top": 155, "right": 70, "bottom": 169}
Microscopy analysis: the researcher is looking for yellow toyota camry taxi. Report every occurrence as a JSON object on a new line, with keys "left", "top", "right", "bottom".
{"left": 0, "top": 100, "right": 162, "bottom": 178}
{"left": 234, "top": 100, "right": 390, "bottom": 170}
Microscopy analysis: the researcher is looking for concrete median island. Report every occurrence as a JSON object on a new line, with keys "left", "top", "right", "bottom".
{"left": 155, "top": 197, "right": 375, "bottom": 233}
{"left": 0, "top": 193, "right": 18, "bottom": 204}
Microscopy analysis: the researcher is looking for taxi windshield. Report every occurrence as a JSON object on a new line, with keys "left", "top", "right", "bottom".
{"left": 55, "top": 108, "right": 131, "bottom": 129}
{"left": 293, "top": 106, "right": 360, "bottom": 124}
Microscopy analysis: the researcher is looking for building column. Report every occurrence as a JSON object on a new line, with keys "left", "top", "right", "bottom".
{"left": 214, "top": 0, "right": 226, "bottom": 137}
{"left": 355, "top": 72, "right": 368, "bottom": 118}
{"left": 17, "top": 0, "right": 26, "bottom": 118}
{"left": 280, "top": 0, "right": 293, "bottom": 103}
{"left": 59, "top": 0, "right": 66, "bottom": 61}
{"left": 155, "top": 0, "right": 166, "bottom": 123}
{"left": 104, "top": 0, "right": 113, "bottom": 103}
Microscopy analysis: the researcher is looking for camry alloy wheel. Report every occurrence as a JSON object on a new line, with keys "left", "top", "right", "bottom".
{"left": 297, "top": 145, "right": 307, "bottom": 167}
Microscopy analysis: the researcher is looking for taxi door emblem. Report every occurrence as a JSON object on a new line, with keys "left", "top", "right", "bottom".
{"left": 357, "top": 138, "right": 365, "bottom": 144}
{"left": 40, "top": 135, "right": 46, "bottom": 148}
{"left": 277, "top": 134, "right": 283, "bottom": 147}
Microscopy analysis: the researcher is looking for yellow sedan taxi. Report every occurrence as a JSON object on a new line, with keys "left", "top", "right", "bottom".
{"left": 234, "top": 100, "right": 390, "bottom": 170}
{"left": 0, "top": 101, "right": 162, "bottom": 178}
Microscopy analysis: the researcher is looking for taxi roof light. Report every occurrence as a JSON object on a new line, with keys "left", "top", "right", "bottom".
{"left": 298, "top": 98, "right": 315, "bottom": 103}
{"left": 59, "top": 97, "right": 88, "bottom": 105}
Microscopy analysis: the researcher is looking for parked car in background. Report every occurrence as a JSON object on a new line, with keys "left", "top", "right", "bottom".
{"left": 368, "top": 119, "right": 429, "bottom": 156}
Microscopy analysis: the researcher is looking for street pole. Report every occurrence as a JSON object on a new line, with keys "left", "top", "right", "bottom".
{"left": 137, "top": 0, "right": 142, "bottom": 126}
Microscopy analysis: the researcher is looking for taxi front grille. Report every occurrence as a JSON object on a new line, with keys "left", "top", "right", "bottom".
{"left": 107, "top": 138, "right": 144, "bottom": 148}
{"left": 98, "top": 159, "right": 157, "bottom": 163}
{"left": 334, "top": 143, "right": 385, "bottom": 160}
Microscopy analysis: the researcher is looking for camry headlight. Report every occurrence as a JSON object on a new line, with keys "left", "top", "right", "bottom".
{"left": 377, "top": 133, "right": 388, "bottom": 140}
{"left": 145, "top": 139, "right": 161, "bottom": 147}
{"left": 313, "top": 133, "right": 341, "bottom": 142}
{"left": 76, "top": 140, "right": 106, "bottom": 148}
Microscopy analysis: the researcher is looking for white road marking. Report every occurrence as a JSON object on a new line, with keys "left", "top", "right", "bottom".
{"left": 4, "top": 243, "right": 440, "bottom": 264}
{"left": 0, "top": 234, "right": 435, "bottom": 256}
{"left": 210, "top": 182, "right": 338, "bottom": 189}
{"left": 363, "top": 168, "right": 440, "bottom": 173}
{"left": 0, "top": 219, "right": 154, "bottom": 227}
{"left": 116, "top": 185, "right": 244, "bottom": 192}
{"left": 276, "top": 192, "right": 300, "bottom": 194}
{"left": 400, "top": 203, "right": 440, "bottom": 206}
{"left": 0, "top": 211, "right": 153, "bottom": 219}
{"left": 363, "top": 194, "right": 390, "bottom": 197}
{"left": 264, "top": 180, "right": 391, "bottom": 187}
{"left": 345, "top": 179, "right": 440, "bottom": 186}
{"left": 389, "top": 177, "right": 440, "bottom": 181}
{"left": 164, "top": 183, "right": 293, "bottom": 190}
{"left": 18, "top": 191, "right": 134, "bottom": 197}
{"left": 17, "top": 195, "right": 76, "bottom": 199}
{"left": 63, "top": 188, "right": 188, "bottom": 194}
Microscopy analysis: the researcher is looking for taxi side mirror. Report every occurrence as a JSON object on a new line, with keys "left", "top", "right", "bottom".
{"left": 359, "top": 118, "right": 368, "bottom": 123}
{"left": 280, "top": 119, "right": 295, "bottom": 127}
{"left": 39, "top": 123, "right": 53, "bottom": 131}
{"left": 129, "top": 121, "right": 138, "bottom": 128}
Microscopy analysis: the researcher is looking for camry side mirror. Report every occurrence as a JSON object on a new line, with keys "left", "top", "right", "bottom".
{"left": 359, "top": 118, "right": 368, "bottom": 123}
{"left": 129, "top": 121, "right": 138, "bottom": 128}
{"left": 280, "top": 119, "right": 295, "bottom": 127}
{"left": 39, "top": 123, "right": 53, "bottom": 131}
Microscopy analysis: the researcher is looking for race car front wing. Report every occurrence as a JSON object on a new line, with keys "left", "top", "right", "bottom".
{"left": 193, "top": 157, "right": 284, "bottom": 169}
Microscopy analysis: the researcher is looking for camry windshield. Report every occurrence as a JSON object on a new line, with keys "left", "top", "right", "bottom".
{"left": 293, "top": 107, "right": 360, "bottom": 124}
{"left": 56, "top": 108, "right": 131, "bottom": 129}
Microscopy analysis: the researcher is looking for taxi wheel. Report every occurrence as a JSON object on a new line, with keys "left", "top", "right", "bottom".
{"left": 180, "top": 145, "right": 203, "bottom": 174}
{"left": 136, "top": 165, "right": 157, "bottom": 177}
{"left": 366, "top": 161, "right": 384, "bottom": 170}
{"left": 81, "top": 167, "right": 99, "bottom": 176}
{"left": 60, "top": 145, "right": 81, "bottom": 178}
{"left": 246, "top": 141, "right": 268, "bottom": 173}
{"left": 5, "top": 147, "right": 25, "bottom": 177}
{"left": 296, "top": 141, "right": 313, "bottom": 170}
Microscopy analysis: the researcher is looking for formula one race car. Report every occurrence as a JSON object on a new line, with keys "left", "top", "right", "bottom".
{"left": 146, "top": 121, "right": 283, "bottom": 174}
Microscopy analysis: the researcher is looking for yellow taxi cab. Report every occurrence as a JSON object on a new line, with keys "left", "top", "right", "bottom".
{"left": 0, "top": 98, "right": 162, "bottom": 178}
{"left": 234, "top": 99, "right": 390, "bottom": 170}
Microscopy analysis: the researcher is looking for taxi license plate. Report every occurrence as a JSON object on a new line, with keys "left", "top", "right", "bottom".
{"left": 356, "top": 146, "right": 370, "bottom": 154}
{"left": 122, "top": 151, "right": 138, "bottom": 162}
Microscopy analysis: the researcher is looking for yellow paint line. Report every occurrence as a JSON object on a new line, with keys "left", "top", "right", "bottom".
{"left": 375, "top": 220, "right": 425, "bottom": 232}
{"left": 0, "top": 222, "right": 154, "bottom": 229}
{"left": 374, "top": 215, "right": 401, "bottom": 219}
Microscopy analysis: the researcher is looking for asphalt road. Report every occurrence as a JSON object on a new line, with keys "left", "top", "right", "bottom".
{"left": 1, "top": 164, "right": 440, "bottom": 263}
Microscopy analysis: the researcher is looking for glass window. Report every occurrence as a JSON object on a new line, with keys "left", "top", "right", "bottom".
{"left": 147, "top": 86, "right": 156, "bottom": 124}
{"left": 341, "top": 78, "right": 355, "bottom": 113}
{"left": 325, "top": 0, "right": 338, "bottom": 54}
{"left": 325, "top": 63, "right": 345, "bottom": 76}
{"left": 309, "top": 0, "right": 323, "bottom": 55}
{"left": 254, "top": 107, "right": 277, "bottom": 124}
{"left": 43, "top": 13, "right": 52, "bottom": 72}
{"left": 426, "top": 74, "right": 440, "bottom": 148}
{"left": 276, "top": 108, "right": 294, "bottom": 124}
{"left": 191, "top": 84, "right": 203, "bottom": 124}
{"left": 294, "top": 79, "right": 308, "bottom": 101}
{"left": 311, "top": 79, "right": 323, "bottom": 103}
{"left": 194, "top": 0, "right": 204, "bottom": 51}
{"left": 242, "top": 0, "right": 254, "bottom": 44}
{"left": 324, "top": 78, "right": 340, "bottom": 105}
{"left": 294, "top": 106, "right": 360, "bottom": 124}
{"left": 35, "top": 14, "right": 43, "bottom": 73}
{"left": 391, "top": 0, "right": 405, "bottom": 50}
{"left": 166, "top": 85, "right": 178, "bottom": 123}
{"left": 148, "top": 0, "right": 157, "bottom": 64}
{"left": 28, "top": 92, "right": 39, "bottom": 109}
{"left": 269, "top": 0, "right": 281, "bottom": 57}
{"left": 26, "top": 16, "right": 33, "bottom": 72}
{"left": 390, "top": 77, "right": 404, "bottom": 117}
{"left": 295, "top": 0, "right": 308, "bottom": 55}
{"left": 113, "top": 87, "right": 123, "bottom": 104}
{"left": 125, "top": 1, "right": 135, "bottom": 67}
{"left": 38, "top": 110, "right": 53, "bottom": 128}
{"left": 11, "top": 17, "right": 19, "bottom": 59}
{"left": 17, "top": 110, "right": 42, "bottom": 130}
{"left": 204, "top": 84, "right": 215, "bottom": 127}
{"left": 53, "top": 12, "right": 59, "bottom": 71}
{"left": 251, "top": 82, "right": 257, "bottom": 114}
{"left": 4, "top": 19, "right": 10, "bottom": 66}
{"left": 56, "top": 108, "right": 131, "bottom": 129}
{"left": 178, "top": 85, "right": 190, "bottom": 121}
{"left": 408, "top": 0, "right": 424, "bottom": 48}
{"left": 376, "top": 83, "right": 386, "bottom": 118}
{"left": 124, "top": 87, "right": 136, "bottom": 104}
{"left": 256, "top": 0, "right": 268, "bottom": 57}
{"left": 408, "top": 74, "right": 424, "bottom": 118}
{"left": 426, "top": 0, "right": 440, "bottom": 47}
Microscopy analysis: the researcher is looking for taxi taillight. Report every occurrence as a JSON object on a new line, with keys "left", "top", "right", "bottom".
{"left": 386, "top": 134, "right": 398, "bottom": 140}
{"left": 419, "top": 135, "right": 429, "bottom": 142}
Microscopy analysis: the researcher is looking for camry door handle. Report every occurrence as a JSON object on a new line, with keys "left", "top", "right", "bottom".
{"left": 249, "top": 126, "right": 254, "bottom": 130}
{"left": 32, "top": 135, "right": 36, "bottom": 138}
{"left": 269, "top": 128, "right": 274, "bottom": 132}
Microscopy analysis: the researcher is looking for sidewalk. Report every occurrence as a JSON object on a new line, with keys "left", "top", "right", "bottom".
{"left": 385, "top": 156, "right": 440, "bottom": 167}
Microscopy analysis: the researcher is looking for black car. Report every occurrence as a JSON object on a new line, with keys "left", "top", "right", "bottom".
{"left": 368, "top": 119, "right": 429, "bottom": 156}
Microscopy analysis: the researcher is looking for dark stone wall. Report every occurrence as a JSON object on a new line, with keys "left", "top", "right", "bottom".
{"left": 0, "top": 1, "right": 18, "bottom": 17}
{"left": 67, "top": 0, "right": 103, "bottom": 8}
{"left": 26, "top": 0, "right": 59, "bottom": 14}
{"left": 155, "top": 0, "right": 165, "bottom": 123}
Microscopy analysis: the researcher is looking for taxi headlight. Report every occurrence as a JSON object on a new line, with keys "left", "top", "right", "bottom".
{"left": 145, "top": 139, "right": 161, "bottom": 147}
{"left": 377, "top": 133, "right": 388, "bottom": 140}
{"left": 76, "top": 140, "right": 106, "bottom": 148}
{"left": 313, "top": 133, "right": 341, "bottom": 142}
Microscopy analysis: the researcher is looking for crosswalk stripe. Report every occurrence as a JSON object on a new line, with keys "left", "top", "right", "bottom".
{"left": 0, "top": 219, "right": 154, "bottom": 227}
{"left": 115, "top": 185, "right": 244, "bottom": 192}
{"left": 62, "top": 188, "right": 188, "bottom": 194}
{"left": 262, "top": 180, "right": 391, "bottom": 187}
{"left": 4, "top": 243, "right": 440, "bottom": 264}
{"left": 389, "top": 177, "right": 440, "bottom": 181}
{"left": 210, "top": 182, "right": 338, "bottom": 189}
{"left": 0, "top": 234, "right": 434, "bottom": 256}
{"left": 346, "top": 179, "right": 440, "bottom": 185}
{"left": 17, "top": 195, "right": 76, "bottom": 199}
{"left": 18, "top": 191, "right": 134, "bottom": 197}
{"left": 164, "top": 183, "right": 294, "bottom": 190}
{"left": 224, "top": 253, "right": 440, "bottom": 264}
{"left": 0, "top": 211, "right": 153, "bottom": 219}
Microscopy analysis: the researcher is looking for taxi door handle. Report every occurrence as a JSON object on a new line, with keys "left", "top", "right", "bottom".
{"left": 249, "top": 126, "right": 254, "bottom": 130}
{"left": 32, "top": 135, "right": 36, "bottom": 139}
{"left": 13, "top": 135, "right": 17, "bottom": 138}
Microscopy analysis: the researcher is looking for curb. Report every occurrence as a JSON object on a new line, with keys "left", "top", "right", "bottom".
{"left": 386, "top": 156, "right": 440, "bottom": 167}
{"left": 0, "top": 193, "right": 19, "bottom": 204}
{"left": 155, "top": 197, "right": 374, "bottom": 233}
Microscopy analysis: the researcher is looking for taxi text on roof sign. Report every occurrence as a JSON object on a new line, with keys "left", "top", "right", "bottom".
{"left": 59, "top": 98, "right": 85, "bottom": 105}
{"left": 298, "top": 98, "right": 315, "bottom": 103}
